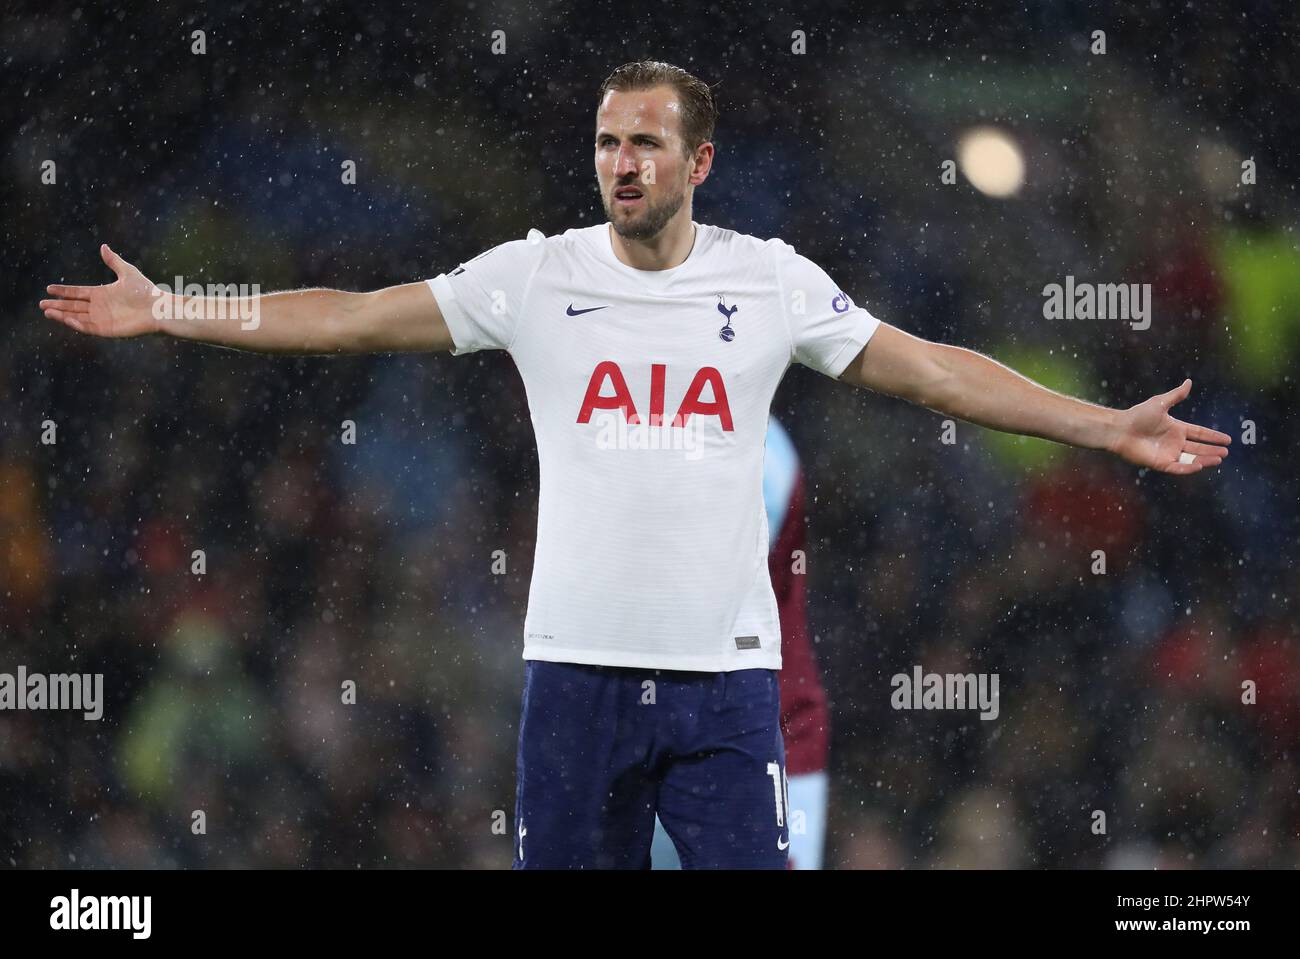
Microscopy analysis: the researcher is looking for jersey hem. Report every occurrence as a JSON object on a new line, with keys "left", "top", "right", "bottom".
{"left": 824, "top": 310, "right": 882, "bottom": 379}
{"left": 426, "top": 275, "right": 477, "bottom": 355}
{"left": 522, "top": 644, "right": 782, "bottom": 673}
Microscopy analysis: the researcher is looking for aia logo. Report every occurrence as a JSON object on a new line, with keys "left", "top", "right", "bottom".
{"left": 576, "top": 361, "right": 733, "bottom": 431}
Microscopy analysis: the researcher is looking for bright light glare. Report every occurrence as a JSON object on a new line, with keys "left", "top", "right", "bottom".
{"left": 958, "top": 127, "right": 1026, "bottom": 198}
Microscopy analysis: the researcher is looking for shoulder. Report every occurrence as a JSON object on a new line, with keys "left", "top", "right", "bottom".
{"left": 697, "top": 223, "right": 792, "bottom": 260}
{"left": 549, "top": 223, "right": 608, "bottom": 256}
{"left": 471, "top": 225, "right": 590, "bottom": 268}
{"left": 698, "top": 226, "right": 812, "bottom": 282}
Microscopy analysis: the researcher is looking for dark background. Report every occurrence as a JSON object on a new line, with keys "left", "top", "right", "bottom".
{"left": 1, "top": 0, "right": 1297, "bottom": 867}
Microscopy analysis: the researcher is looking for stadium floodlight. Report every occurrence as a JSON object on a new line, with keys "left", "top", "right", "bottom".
{"left": 957, "top": 125, "right": 1026, "bottom": 198}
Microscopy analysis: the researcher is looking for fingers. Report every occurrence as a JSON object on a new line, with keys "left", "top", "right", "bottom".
{"left": 43, "top": 307, "right": 89, "bottom": 333}
{"left": 1182, "top": 440, "right": 1228, "bottom": 458}
{"left": 39, "top": 298, "right": 90, "bottom": 314}
{"left": 1160, "top": 450, "right": 1226, "bottom": 474}
{"left": 1161, "top": 378, "right": 1192, "bottom": 409}
{"left": 100, "top": 242, "right": 125, "bottom": 275}
{"left": 1183, "top": 422, "right": 1232, "bottom": 446}
{"left": 1161, "top": 456, "right": 1223, "bottom": 474}
{"left": 47, "top": 243, "right": 126, "bottom": 297}
{"left": 45, "top": 283, "right": 96, "bottom": 300}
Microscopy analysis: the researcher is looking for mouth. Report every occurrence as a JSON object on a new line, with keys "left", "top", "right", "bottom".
{"left": 613, "top": 185, "right": 645, "bottom": 207}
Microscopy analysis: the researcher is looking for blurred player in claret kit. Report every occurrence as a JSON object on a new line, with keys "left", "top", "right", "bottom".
{"left": 41, "top": 60, "right": 1231, "bottom": 870}
{"left": 652, "top": 416, "right": 828, "bottom": 870}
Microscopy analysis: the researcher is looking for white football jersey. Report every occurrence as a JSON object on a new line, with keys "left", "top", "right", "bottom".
{"left": 426, "top": 222, "right": 880, "bottom": 671}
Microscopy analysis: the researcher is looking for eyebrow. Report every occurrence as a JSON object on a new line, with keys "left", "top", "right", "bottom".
{"left": 595, "top": 131, "right": 664, "bottom": 144}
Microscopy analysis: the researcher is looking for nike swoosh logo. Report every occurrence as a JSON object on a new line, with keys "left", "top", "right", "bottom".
{"left": 566, "top": 304, "right": 609, "bottom": 316}
{"left": 777, "top": 837, "right": 790, "bottom": 851}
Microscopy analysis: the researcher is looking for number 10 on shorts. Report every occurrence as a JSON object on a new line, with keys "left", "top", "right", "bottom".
{"left": 767, "top": 762, "right": 790, "bottom": 830}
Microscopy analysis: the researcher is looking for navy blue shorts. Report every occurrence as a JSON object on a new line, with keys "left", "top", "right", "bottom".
{"left": 512, "top": 660, "right": 790, "bottom": 869}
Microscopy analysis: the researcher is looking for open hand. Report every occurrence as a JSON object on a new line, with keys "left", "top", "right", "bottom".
{"left": 1109, "top": 379, "right": 1231, "bottom": 474}
{"left": 41, "top": 244, "right": 163, "bottom": 338}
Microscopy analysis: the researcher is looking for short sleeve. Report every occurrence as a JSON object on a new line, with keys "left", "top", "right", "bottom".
{"left": 774, "top": 242, "right": 882, "bottom": 378}
{"left": 425, "top": 234, "right": 547, "bottom": 355}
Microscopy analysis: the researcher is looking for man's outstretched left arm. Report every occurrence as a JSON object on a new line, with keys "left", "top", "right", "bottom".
{"left": 838, "top": 323, "right": 1231, "bottom": 474}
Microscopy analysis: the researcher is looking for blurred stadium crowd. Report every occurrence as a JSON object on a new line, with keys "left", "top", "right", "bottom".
{"left": 2, "top": 1, "right": 1298, "bottom": 867}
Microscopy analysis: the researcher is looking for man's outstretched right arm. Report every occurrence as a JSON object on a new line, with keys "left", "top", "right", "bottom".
{"left": 40, "top": 244, "right": 453, "bottom": 354}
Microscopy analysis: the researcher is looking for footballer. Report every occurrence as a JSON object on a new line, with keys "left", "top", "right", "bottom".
{"left": 41, "top": 60, "right": 1231, "bottom": 869}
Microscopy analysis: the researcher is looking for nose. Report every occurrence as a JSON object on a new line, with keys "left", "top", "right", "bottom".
{"left": 613, "top": 144, "right": 638, "bottom": 179}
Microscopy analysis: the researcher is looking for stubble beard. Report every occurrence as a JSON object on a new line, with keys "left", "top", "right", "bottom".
{"left": 604, "top": 182, "right": 688, "bottom": 241}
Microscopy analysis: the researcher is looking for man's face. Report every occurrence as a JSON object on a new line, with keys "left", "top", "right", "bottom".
{"left": 595, "top": 85, "right": 704, "bottom": 240}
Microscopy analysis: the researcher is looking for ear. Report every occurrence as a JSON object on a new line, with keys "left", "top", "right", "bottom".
{"left": 689, "top": 141, "right": 714, "bottom": 186}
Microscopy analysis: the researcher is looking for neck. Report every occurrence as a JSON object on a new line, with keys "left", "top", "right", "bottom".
{"left": 608, "top": 205, "right": 697, "bottom": 271}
